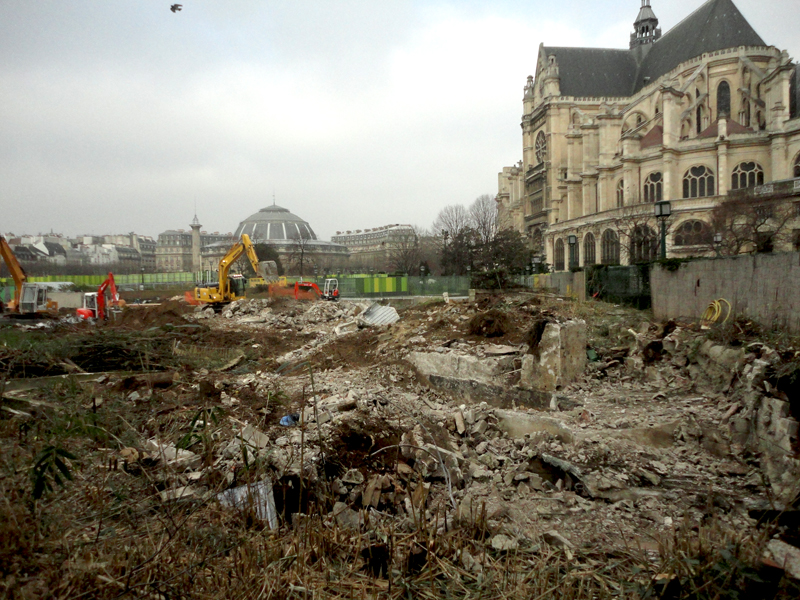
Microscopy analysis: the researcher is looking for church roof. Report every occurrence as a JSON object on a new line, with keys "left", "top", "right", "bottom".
{"left": 541, "top": 47, "right": 639, "bottom": 98}
{"left": 636, "top": 0, "right": 765, "bottom": 91}
{"left": 543, "top": 0, "right": 767, "bottom": 98}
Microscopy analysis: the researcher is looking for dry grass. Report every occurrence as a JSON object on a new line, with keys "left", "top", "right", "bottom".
{"left": 2, "top": 375, "right": 796, "bottom": 600}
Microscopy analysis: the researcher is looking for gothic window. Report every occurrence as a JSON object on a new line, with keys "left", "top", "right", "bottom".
{"left": 696, "top": 104, "right": 704, "bottom": 134}
{"left": 717, "top": 81, "right": 731, "bottom": 118}
{"left": 683, "top": 165, "right": 715, "bottom": 198}
{"left": 554, "top": 238, "right": 565, "bottom": 271}
{"left": 535, "top": 131, "right": 547, "bottom": 164}
{"left": 741, "top": 94, "right": 751, "bottom": 127}
{"left": 731, "top": 162, "right": 764, "bottom": 190}
{"left": 583, "top": 232, "right": 596, "bottom": 266}
{"left": 616, "top": 179, "right": 624, "bottom": 207}
{"left": 601, "top": 230, "right": 620, "bottom": 265}
{"left": 674, "top": 220, "right": 713, "bottom": 246}
{"left": 794, "top": 153, "right": 800, "bottom": 178}
{"left": 631, "top": 225, "right": 658, "bottom": 263}
{"left": 643, "top": 172, "right": 663, "bottom": 203}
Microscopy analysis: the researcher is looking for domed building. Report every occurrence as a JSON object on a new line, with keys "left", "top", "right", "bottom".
{"left": 201, "top": 204, "right": 349, "bottom": 275}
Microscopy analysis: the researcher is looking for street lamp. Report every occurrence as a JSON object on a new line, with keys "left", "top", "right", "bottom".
{"left": 140, "top": 266, "right": 145, "bottom": 291}
{"left": 713, "top": 232, "right": 723, "bottom": 257}
{"left": 532, "top": 255, "right": 542, "bottom": 274}
{"left": 654, "top": 200, "right": 672, "bottom": 260}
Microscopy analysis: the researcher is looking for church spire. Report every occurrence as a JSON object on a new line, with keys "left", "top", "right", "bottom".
{"left": 630, "top": 0, "right": 661, "bottom": 49}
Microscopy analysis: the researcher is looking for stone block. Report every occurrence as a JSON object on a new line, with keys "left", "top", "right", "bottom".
{"left": 520, "top": 320, "right": 586, "bottom": 391}
{"left": 494, "top": 410, "right": 573, "bottom": 443}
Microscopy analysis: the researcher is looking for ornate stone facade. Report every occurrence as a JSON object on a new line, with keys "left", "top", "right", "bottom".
{"left": 497, "top": 0, "right": 800, "bottom": 270}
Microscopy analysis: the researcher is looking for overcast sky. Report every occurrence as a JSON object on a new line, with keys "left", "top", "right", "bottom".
{"left": 2, "top": 0, "right": 797, "bottom": 241}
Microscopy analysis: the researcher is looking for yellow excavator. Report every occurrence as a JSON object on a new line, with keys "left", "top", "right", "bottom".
{"left": 193, "top": 234, "right": 278, "bottom": 307}
{"left": 0, "top": 235, "right": 59, "bottom": 316}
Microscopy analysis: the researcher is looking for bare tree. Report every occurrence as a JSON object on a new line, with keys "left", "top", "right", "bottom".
{"left": 387, "top": 226, "right": 422, "bottom": 274}
{"left": 287, "top": 237, "right": 316, "bottom": 277}
{"left": 611, "top": 203, "right": 670, "bottom": 263}
{"left": 432, "top": 204, "right": 470, "bottom": 242}
{"left": 708, "top": 194, "right": 795, "bottom": 255}
{"left": 469, "top": 194, "right": 498, "bottom": 245}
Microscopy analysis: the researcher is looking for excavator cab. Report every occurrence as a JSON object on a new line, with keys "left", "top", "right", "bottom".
{"left": 228, "top": 274, "right": 248, "bottom": 299}
{"left": 19, "top": 283, "right": 58, "bottom": 315}
{"left": 323, "top": 278, "right": 339, "bottom": 302}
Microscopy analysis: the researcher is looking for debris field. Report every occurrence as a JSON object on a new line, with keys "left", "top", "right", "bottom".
{"left": 1, "top": 291, "right": 799, "bottom": 599}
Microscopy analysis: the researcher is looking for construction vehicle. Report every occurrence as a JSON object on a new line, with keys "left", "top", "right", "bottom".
{"left": 77, "top": 272, "right": 123, "bottom": 320}
{"left": 293, "top": 278, "right": 339, "bottom": 301}
{"left": 0, "top": 235, "right": 59, "bottom": 316}
{"left": 193, "top": 234, "right": 278, "bottom": 307}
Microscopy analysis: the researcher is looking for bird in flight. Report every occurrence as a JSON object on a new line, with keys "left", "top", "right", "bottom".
{"left": 170, "top": 4, "right": 182, "bottom": 12}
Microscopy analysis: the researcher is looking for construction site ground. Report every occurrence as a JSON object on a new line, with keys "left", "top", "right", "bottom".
{"left": 1, "top": 291, "right": 799, "bottom": 599}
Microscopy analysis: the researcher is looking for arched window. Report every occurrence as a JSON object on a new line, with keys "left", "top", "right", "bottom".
{"left": 683, "top": 165, "right": 715, "bottom": 198}
{"left": 616, "top": 179, "right": 624, "bottom": 207}
{"left": 674, "top": 220, "right": 713, "bottom": 246}
{"left": 741, "top": 94, "right": 751, "bottom": 127}
{"left": 554, "top": 239, "right": 565, "bottom": 271}
{"left": 731, "top": 162, "right": 764, "bottom": 190}
{"left": 717, "top": 81, "right": 731, "bottom": 118}
{"left": 631, "top": 225, "right": 658, "bottom": 263}
{"left": 643, "top": 172, "right": 663, "bottom": 203}
{"left": 601, "top": 230, "right": 620, "bottom": 265}
{"left": 793, "top": 153, "right": 800, "bottom": 179}
{"left": 583, "top": 232, "right": 596, "bottom": 266}
{"left": 535, "top": 131, "right": 547, "bottom": 164}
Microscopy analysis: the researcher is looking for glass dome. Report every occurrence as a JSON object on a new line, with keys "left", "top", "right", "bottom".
{"left": 233, "top": 205, "right": 318, "bottom": 242}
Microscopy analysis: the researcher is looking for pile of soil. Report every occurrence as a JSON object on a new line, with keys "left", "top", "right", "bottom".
{"left": 116, "top": 301, "right": 195, "bottom": 329}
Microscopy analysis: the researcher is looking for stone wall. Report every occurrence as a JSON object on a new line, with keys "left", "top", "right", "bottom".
{"left": 651, "top": 252, "right": 800, "bottom": 333}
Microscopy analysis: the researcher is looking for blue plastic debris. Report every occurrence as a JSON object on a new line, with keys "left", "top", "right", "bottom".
{"left": 279, "top": 414, "right": 300, "bottom": 426}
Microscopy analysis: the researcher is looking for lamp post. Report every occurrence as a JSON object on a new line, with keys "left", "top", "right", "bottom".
{"left": 713, "top": 232, "right": 723, "bottom": 258}
{"left": 567, "top": 234, "right": 577, "bottom": 269}
{"left": 654, "top": 201, "right": 672, "bottom": 260}
{"left": 140, "top": 266, "right": 145, "bottom": 291}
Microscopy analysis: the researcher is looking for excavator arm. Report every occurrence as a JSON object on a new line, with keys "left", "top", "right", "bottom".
{"left": 241, "top": 234, "right": 278, "bottom": 281}
{"left": 0, "top": 235, "right": 28, "bottom": 310}
{"left": 194, "top": 234, "right": 277, "bottom": 305}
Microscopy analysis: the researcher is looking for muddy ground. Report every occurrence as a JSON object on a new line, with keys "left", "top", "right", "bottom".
{"left": 1, "top": 292, "right": 798, "bottom": 599}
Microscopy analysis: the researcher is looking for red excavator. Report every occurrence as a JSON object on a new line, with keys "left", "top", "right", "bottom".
{"left": 293, "top": 278, "right": 339, "bottom": 301}
{"left": 77, "top": 273, "right": 123, "bottom": 320}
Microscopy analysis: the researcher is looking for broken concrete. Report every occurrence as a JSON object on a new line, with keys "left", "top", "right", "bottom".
{"left": 520, "top": 320, "right": 587, "bottom": 391}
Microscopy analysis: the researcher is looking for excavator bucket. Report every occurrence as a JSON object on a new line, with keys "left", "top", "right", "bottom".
{"left": 257, "top": 260, "right": 279, "bottom": 282}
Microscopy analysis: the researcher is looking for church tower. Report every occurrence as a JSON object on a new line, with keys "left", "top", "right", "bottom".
{"left": 630, "top": 0, "right": 661, "bottom": 49}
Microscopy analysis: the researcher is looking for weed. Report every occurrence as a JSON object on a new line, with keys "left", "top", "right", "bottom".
{"left": 30, "top": 445, "right": 76, "bottom": 500}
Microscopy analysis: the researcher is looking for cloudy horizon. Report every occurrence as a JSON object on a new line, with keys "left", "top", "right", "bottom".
{"left": 2, "top": 0, "right": 797, "bottom": 241}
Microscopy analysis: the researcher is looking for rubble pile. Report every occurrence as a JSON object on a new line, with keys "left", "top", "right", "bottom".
{"left": 2, "top": 292, "right": 799, "bottom": 597}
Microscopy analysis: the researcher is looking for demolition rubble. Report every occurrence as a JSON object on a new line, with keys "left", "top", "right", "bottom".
{"left": 1, "top": 292, "right": 799, "bottom": 597}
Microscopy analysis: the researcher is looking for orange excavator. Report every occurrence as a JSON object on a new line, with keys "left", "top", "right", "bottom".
{"left": 0, "top": 235, "right": 59, "bottom": 316}
{"left": 294, "top": 278, "right": 339, "bottom": 301}
{"left": 77, "top": 273, "right": 124, "bottom": 320}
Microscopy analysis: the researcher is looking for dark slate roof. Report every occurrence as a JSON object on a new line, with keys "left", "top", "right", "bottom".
{"left": 635, "top": 0, "right": 766, "bottom": 92}
{"left": 543, "top": 0, "right": 767, "bottom": 98}
{"left": 541, "top": 47, "right": 638, "bottom": 98}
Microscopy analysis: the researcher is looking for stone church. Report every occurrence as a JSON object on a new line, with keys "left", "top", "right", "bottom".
{"left": 496, "top": 0, "right": 800, "bottom": 270}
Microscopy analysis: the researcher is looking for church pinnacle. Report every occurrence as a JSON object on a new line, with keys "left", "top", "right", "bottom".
{"left": 630, "top": 0, "right": 661, "bottom": 49}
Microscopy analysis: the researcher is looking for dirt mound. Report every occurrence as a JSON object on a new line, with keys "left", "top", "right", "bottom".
{"left": 468, "top": 309, "right": 511, "bottom": 338}
{"left": 116, "top": 300, "right": 194, "bottom": 329}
